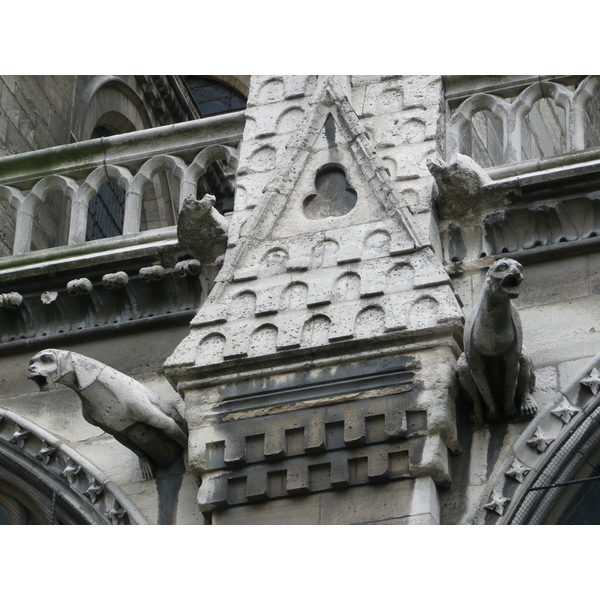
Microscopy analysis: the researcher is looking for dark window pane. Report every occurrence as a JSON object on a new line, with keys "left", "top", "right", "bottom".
{"left": 86, "top": 180, "right": 126, "bottom": 241}
{"left": 184, "top": 77, "right": 247, "bottom": 118}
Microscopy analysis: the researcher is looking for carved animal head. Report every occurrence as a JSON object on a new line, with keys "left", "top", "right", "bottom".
{"left": 181, "top": 193, "right": 215, "bottom": 217}
{"left": 28, "top": 350, "right": 63, "bottom": 390}
{"left": 28, "top": 349, "right": 102, "bottom": 391}
{"left": 486, "top": 258, "right": 524, "bottom": 299}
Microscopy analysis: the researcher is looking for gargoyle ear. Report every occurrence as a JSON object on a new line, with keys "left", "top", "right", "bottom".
{"left": 70, "top": 353, "right": 102, "bottom": 390}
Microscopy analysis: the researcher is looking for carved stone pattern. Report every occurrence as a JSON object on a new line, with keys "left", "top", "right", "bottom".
{"left": 581, "top": 367, "right": 600, "bottom": 396}
{"left": 483, "top": 490, "right": 511, "bottom": 516}
{"left": 527, "top": 427, "right": 556, "bottom": 453}
{"left": 35, "top": 441, "right": 56, "bottom": 465}
{"left": 102, "top": 272, "right": 129, "bottom": 289}
{"left": 505, "top": 458, "right": 532, "bottom": 483}
{"left": 0, "top": 409, "right": 137, "bottom": 524}
{"left": 9, "top": 427, "right": 30, "bottom": 449}
{"left": 174, "top": 259, "right": 202, "bottom": 277}
{"left": 199, "top": 440, "right": 420, "bottom": 510}
{"left": 551, "top": 399, "right": 581, "bottom": 424}
{"left": 61, "top": 459, "right": 82, "bottom": 484}
{"left": 139, "top": 265, "right": 166, "bottom": 281}
{"left": 0, "top": 292, "right": 23, "bottom": 308}
{"left": 67, "top": 278, "right": 93, "bottom": 296}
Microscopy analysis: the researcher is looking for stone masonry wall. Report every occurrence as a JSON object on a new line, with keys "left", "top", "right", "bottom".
{"left": 0, "top": 76, "right": 79, "bottom": 156}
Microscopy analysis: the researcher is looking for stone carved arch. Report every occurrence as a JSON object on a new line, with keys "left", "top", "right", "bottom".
{"left": 228, "top": 290, "right": 257, "bottom": 318}
{"left": 448, "top": 93, "right": 510, "bottom": 159}
{"left": 507, "top": 81, "right": 572, "bottom": 162}
{"left": 248, "top": 145, "right": 277, "bottom": 172}
{"left": 276, "top": 107, "right": 305, "bottom": 134}
{"left": 408, "top": 295, "right": 439, "bottom": 330}
{"left": 467, "top": 352, "right": 600, "bottom": 525}
{"left": 354, "top": 305, "right": 385, "bottom": 338}
{"left": 248, "top": 324, "right": 278, "bottom": 357}
{"left": 301, "top": 314, "right": 331, "bottom": 347}
{"left": 362, "top": 229, "right": 391, "bottom": 259}
{"left": 127, "top": 154, "right": 187, "bottom": 233}
{"left": 280, "top": 281, "right": 308, "bottom": 311}
{"left": 332, "top": 272, "right": 361, "bottom": 302}
{"left": 310, "top": 238, "right": 339, "bottom": 269}
{"left": 0, "top": 407, "right": 147, "bottom": 524}
{"left": 196, "top": 332, "right": 227, "bottom": 365}
{"left": 180, "top": 145, "right": 239, "bottom": 203}
{"left": 70, "top": 165, "right": 133, "bottom": 243}
{"left": 74, "top": 76, "right": 153, "bottom": 142}
{"left": 386, "top": 262, "right": 415, "bottom": 292}
{"left": 260, "top": 247, "right": 288, "bottom": 276}
{"left": 256, "top": 78, "right": 285, "bottom": 105}
{"left": 572, "top": 76, "right": 600, "bottom": 150}
{"left": 0, "top": 186, "right": 24, "bottom": 257}
{"left": 15, "top": 175, "right": 78, "bottom": 254}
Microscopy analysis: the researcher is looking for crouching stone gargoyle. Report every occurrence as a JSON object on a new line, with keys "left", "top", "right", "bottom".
{"left": 457, "top": 258, "right": 538, "bottom": 424}
{"left": 28, "top": 349, "right": 188, "bottom": 479}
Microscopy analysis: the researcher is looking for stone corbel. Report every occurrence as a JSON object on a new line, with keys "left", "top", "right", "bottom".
{"left": 0, "top": 292, "right": 23, "bottom": 308}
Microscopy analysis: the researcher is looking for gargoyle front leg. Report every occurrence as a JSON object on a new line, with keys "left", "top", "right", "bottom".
{"left": 503, "top": 351, "right": 520, "bottom": 420}
{"left": 467, "top": 350, "right": 499, "bottom": 422}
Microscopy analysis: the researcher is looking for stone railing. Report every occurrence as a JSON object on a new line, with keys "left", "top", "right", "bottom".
{"left": 0, "top": 111, "right": 244, "bottom": 257}
{"left": 445, "top": 75, "right": 600, "bottom": 168}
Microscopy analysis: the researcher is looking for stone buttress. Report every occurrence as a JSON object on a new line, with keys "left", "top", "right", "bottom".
{"left": 164, "top": 76, "right": 464, "bottom": 524}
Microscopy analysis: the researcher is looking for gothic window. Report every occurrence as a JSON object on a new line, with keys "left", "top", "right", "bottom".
{"left": 85, "top": 126, "right": 126, "bottom": 241}
{"left": 85, "top": 180, "right": 126, "bottom": 241}
{"left": 184, "top": 77, "right": 247, "bottom": 118}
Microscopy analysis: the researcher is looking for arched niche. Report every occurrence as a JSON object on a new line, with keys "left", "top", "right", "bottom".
{"left": 460, "top": 108, "right": 505, "bottom": 168}
{"left": 74, "top": 76, "right": 152, "bottom": 141}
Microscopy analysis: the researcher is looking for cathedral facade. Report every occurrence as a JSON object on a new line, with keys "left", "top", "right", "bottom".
{"left": 1, "top": 75, "right": 599, "bottom": 524}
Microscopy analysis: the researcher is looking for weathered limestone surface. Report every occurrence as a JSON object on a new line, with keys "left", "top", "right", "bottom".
{"left": 165, "top": 75, "right": 463, "bottom": 524}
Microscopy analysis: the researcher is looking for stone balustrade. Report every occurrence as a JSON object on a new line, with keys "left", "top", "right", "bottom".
{"left": 0, "top": 111, "right": 244, "bottom": 257}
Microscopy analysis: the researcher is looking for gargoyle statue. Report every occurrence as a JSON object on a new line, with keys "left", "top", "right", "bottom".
{"left": 177, "top": 193, "right": 229, "bottom": 260}
{"left": 426, "top": 153, "right": 497, "bottom": 220}
{"left": 457, "top": 258, "right": 538, "bottom": 424}
{"left": 28, "top": 349, "right": 188, "bottom": 479}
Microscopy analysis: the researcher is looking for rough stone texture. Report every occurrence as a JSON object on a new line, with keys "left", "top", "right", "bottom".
{"left": 212, "top": 477, "right": 440, "bottom": 525}
{"left": 165, "top": 76, "right": 463, "bottom": 525}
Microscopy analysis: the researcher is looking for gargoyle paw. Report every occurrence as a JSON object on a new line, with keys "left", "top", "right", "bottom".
{"left": 139, "top": 456, "right": 154, "bottom": 480}
{"left": 520, "top": 394, "right": 538, "bottom": 418}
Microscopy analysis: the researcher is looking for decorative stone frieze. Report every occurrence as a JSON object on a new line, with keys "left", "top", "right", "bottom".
{"left": 67, "top": 278, "right": 93, "bottom": 296}
{"left": 174, "top": 259, "right": 202, "bottom": 277}
{"left": 505, "top": 458, "right": 531, "bottom": 483}
{"left": 102, "top": 271, "right": 129, "bottom": 289}
{"left": 139, "top": 265, "right": 166, "bottom": 281}
{"left": 483, "top": 490, "right": 510, "bottom": 515}
{"left": 0, "top": 407, "right": 147, "bottom": 524}
{"left": 0, "top": 292, "right": 22, "bottom": 308}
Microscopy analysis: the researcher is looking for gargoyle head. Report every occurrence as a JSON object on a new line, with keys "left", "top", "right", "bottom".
{"left": 28, "top": 349, "right": 62, "bottom": 391}
{"left": 487, "top": 258, "right": 524, "bottom": 299}
{"left": 28, "top": 349, "right": 101, "bottom": 391}
{"left": 181, "top": 193, "right": 215, "bottom": 217}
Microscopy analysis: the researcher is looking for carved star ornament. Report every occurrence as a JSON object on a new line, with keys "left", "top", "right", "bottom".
{"left": 581, "top": 367, "right": 600, "bottom": 395}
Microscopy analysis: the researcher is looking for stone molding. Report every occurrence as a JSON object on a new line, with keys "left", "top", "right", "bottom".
{"left": 446, "top": 76, "right": 600, "bottom": 164}
{"left": 0, "top": 141, "right": 239, "bottom": 256}
{"left": 463, "top": 352, "right": 600, "bottom": 524}
{"left": 0, "top": 407, "right": 148, "bottom": 524}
